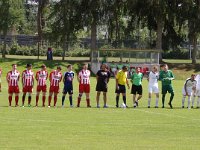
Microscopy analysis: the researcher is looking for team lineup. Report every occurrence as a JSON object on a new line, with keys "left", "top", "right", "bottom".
{"left": 2, "top": 63, "right": 199, "bottom": 109}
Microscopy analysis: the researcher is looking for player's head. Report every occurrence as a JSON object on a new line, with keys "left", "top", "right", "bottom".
{"left": 152, "top": 66, "right": 158, "bottom": 72}
{"left": 57, "top": 66, "right": 62, "bottom": 71}
{"left": 160, "top": 64, "right": 165, "bottom": 71}
{"left": 12, "top": 64, "right": 17, "bottom": 70}
{"left": 26, "top": 64, "right": 32, "bottom": 70}
{"left": 136, "top": 67, "right": 141, "bottom": 73}
{"left": 191, "top": 74, "right": 196, "bottom": 80}
{"left": 163, "top": 64, "right": 168, "bottom": 71}
{"left": 122, "top": 66, "right": 128, "bottom": 72}
{"left": 83, "top": 63, "right": 88, "bottom": 70}
{"left": 67, "top": 64, "right": 72, "bottom": 71}
{"left": 100, "top": 64, "right": 107, "bottom": 70}
{"left": 41, "top": 64, "right": 46, "bottom": 70}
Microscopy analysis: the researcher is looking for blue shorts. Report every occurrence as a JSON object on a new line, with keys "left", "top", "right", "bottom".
{"left": 63, "top": 86, "right": 73, "bottom": 95}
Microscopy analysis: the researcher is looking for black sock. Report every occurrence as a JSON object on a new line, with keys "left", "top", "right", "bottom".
{"left": 162, "top": 94, "right": 166, "bottom": 106}
{"left": 62, "top": 96, "right": 65, "bottom": 106}
{"left": 116, "top": 96, "right": 119, "bottom": 106}
{"left": 169, "top": 93, "right": 174, "bottom": 104}
{"left": 69, "top": 96, "right": 73, "bottom": 105}
{"left": 123, "top": 96, "right": 126, "bottom": 105}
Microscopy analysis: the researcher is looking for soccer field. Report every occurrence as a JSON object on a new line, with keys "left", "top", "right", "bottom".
{"left": 0, "top": 59, "right": 200, "bottom": 149}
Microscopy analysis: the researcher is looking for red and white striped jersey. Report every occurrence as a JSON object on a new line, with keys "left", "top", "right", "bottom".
{"left": 49, "top": 70, "right": 62, "bottom": 87}
{"left": 78, "top": 69, "right": 90, "bottom": 84}
{"left": 7, "top": 70, "right": 20, "bottom": 86}
{"left": 36, "top": 70, "right": 48, "bottom": 86}
{"left": 22, "top": 70, "right": 34, "bottom": 86}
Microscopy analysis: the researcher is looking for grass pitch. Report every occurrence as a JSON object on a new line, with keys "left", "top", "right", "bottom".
{"left": 0, "top": 58, "right": 200, "bottom": 150}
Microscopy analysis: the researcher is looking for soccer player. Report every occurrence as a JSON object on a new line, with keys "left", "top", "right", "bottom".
{"left": 22, "top": 64, "right": 34, "bottom": 107}
{"left": 131, "top": 67, "right": 143, "bottom": 108}
{"left": 6, "top": 64, "right": 20, "bottom": 107}
{"left": 147, "top": 66, "right": 159, "bottom": 108}
{"left": 159, "top": 64, "right": 175, "bottom": 108}
{"left": 48, "top": 66, "right": 62, "bottom": 107}
{"left": 115, "top": 66, "right": 130, "bottom": 108}
{"left": 182, "top": 74, "right": 196, "bottom": 109}
{"left": 77, "top": 63, "right": 91, "bottom": 107}
{"left": 96, "top": 64, "right": 111, "bottom": 108}
{"left": 35, "top": 64, "right": 48, "bottom": 107}
{"left": 191, "top": 73, "right": 200, "bottom": 108}
{"left": 62, "top": 64, "right": 75, "bottom": 107}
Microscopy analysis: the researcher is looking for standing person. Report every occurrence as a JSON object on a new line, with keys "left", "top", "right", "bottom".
{"left": 77, "top": 63, "right": 91, "bottom": 107}
{"left": 191, "top": 73, "right": 200, "bottom": 108}
{"left": 96, "top": 64, "right": 111, "bottom": 108}
{"left": 115, "top": 66, "right": 130, "bottom": 108}
{"left": 35, "top": 64, "right": 48, "bottom": 107}
{"left": 182, "top": 74, "right": 196, "bottom": 109}
{"left": 62, "top": 64, "right": 75, "bottom": 107}
{"left": 48, "top": 66, "right": 62, "bottom": 108}
{"left": 22, "top": 64, "right": 34, "bottom": 107}
{"left": 147, "top": 66, "right": 159, "bottom": 108}
{"left": 131, "top": 67, "right": 143, "bottom": 108}
{"left": 6, "top": 64, "right": 20, "bottom": 107}
{"left": 159, "top": 64, "right": 175, "bottom": 108}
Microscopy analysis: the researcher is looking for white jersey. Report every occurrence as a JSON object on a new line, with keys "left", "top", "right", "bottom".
{"left": 195, "top": 75, "right": 200, "bottom": 90}
{"left": 182, "top": 78, "right": 197, "bottom": 96}
{"left": 148, "top": 71, "right": 159, "bottom": 86}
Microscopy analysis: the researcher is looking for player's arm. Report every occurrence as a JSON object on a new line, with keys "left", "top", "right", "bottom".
{"left": 107, "top": 71, "right": 111, "bottom": 83}
{"left": 77, "top": 72, "right": 81, "bottom": 83}
{"left": 184, "top": 79, "right": 188, "bottom": 95}
{"left": 126, "top": 78, "right": 130, "bottom": 89}
{"left": 63, "top": 73, "right": 65, "bottom": 83}
{"left": 32, "top": 73, "right": 34, "bottom": 87}
{"left": 60, "top": 74, "right": 63, "bottom": 82}
{"left": 96, "top": 71, "right": 99, "bottom": 81}
{"left": 49, "top": 72, "right": 52, "bottom": 81}
{"left": 6, "top": 72, "right": 10, "bottom": 83}
{"left": 21, "top": 72, "right": 24, "bottom": 86}
{"left": 115, "top": 73, "right": 119, "bottom": 89}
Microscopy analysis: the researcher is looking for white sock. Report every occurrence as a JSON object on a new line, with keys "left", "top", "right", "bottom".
{"left": 192, "top": 96, "right": 195, "bottom": 107}
{"left": 197, "top": 97, "right": 200, "bottom": 107}
{"left": 187, "top": 96, "right": 191, "bottom": 108}
{"left": 148, "top": 98, "right": 151, "bottom": 107}
{"left": 182, "top": 96, "right": 186, "bottom": 107}
{"left": 155, "top": 97, "right": 159, "bottom": 107}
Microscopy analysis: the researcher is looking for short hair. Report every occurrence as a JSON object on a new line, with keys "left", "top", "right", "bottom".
{"left": 67, "top": 64, "right": 72, "bottom": 68}
{"left": 12, "top": 64, "right": 17, "bottom": 67}
{"left": 191, "top": 74, "right": 196, "bottom": 77}
{"left": 57, "top": 66, "right": 62, "bottom": 70}
{"left": 26, "top": 64, "right": 32, "bottom": 68}
{"left": 160, "top": 64, "right": 165, "bottom": 68}
{"left": 41, "top": 64, "right": 46, "bottom": 68}
{"left": 122, "top": 66, "right": 128, "bottom": 70}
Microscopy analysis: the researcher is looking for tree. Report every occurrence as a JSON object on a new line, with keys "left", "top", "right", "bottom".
{"left": 0, "top": 0, "right": 24, "bottom": 58}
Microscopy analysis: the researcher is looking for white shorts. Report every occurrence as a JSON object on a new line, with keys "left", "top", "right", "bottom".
{"left": 148, "top": 85, "right": 159, "bottom": 93}
{"left": 182, "top": 88, "right": 193, "bottom": 96}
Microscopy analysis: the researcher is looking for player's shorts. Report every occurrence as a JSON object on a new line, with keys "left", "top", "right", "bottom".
{"left": 115, "top": 84, "right": 126, "bottom": 94}
{"left": 162, "top": 84, "right": 174, "bottom": 94}
{"left": 37, "top": 85, "right": 47, "bottom": 92}
{"left": 96, "top": 83, "right": 107, "bottom": 92}
{"left": 148, "top": 84, "right": 159, "bottom": 93}
{"left": 8, "top": 86, "right": 20, "bottom": 94}
{"left": 131, "top": 84, "right": 142, "bottom": 95}
{"left": 49, "top": 86, "right": 60, "bottom": 93}
{"left": 63, "top": 86, "right": 73, "bottom": 94}
{"left": 79, "top": 84, "right": 90, "bottom": 93}
{"left": 23, "top": 86, "right": 33, "bottom": 93}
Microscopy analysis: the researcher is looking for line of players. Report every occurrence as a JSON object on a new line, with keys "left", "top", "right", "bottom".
{"left": 4, "top": 63, "right": 200, "bottom": 108}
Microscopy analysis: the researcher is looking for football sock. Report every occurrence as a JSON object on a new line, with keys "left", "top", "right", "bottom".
{"left": 48, "top": 96, "right": 52, "bottom": 106}
{"left": 36, "top": 95, "right": 39, "bottom": 106}
{"left": 197, "top": 97, "right": 200, "bottom": 107}
{"left": 22, "top": 95, "right": 25, "bottom": 106}
{"left": 42, "top": 96, "right": 46, "bottom": 106}
{"left": 155, "top": 97, "right": 159, "bottom": 107}
{"left": 8, "top": 96, "right": 12, "bottom": 106}
{"left": 86, "top": 99, "right": 90, "bottom": 107}
{"left": 162, "top": 94, "right": 166, "bottom": 106}
{"left": 123, "top": 96, "right": 126, "bottom": 105}
{"left": 187, "top": 96, "right": 191, "bottom": 108}
{"left": 54, "top": 96, "right": 57, "bottom": 106}
{"left": 182, "top": 96, "right": 186, "bottom": 107}
{"left": 116, "top": 95, "right": 119, "bottom": 106}
{"left": 148, "top": 98, "right": 151, "bottom": 107}
{"left": 77, "top": 97, "right": 81, "bottom": 107}
{"left": 28, "top": 96, "right": 31, "bottom": 105}
{"left": 69, "top": 96, "right": 73, "bottom": 106}
{"left": 62, "top": 96, "right": 65, "bottom": 106}
{"left": 192, "top": 96, "right": 195, "bottom": 107}
{"left": 15, "top": 96, "right": 19, "bottom": 106}
{"left": 169, "top": 93, "right": 174, "bottom": 103}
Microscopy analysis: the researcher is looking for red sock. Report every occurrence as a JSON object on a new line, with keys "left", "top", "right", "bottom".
{"left": 86, "top": 99, "right": 90, "bottom": 107}
{"left": 42, "top": 96, "right": 46, "bottom": 106}
{"left": 77, "top": 97, "right": 81, "bottom": 107}
{"left": 54, "top": 96, "right": 57, "bottom": 106}
{"left": 9, "top": 96, "right": 12, "bottom": 106}
{"left": 36, "top": 95, "right": 39, "bottom": 106}
{"left": 15, "top": 96, "right": 19, "bottom": 106}
{"left": 48, "top": 96, "right": 52, "bottom": 106}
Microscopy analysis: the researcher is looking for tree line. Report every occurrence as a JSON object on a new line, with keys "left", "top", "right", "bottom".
{"left": 0, "top": 0, "right": 200, "bottom": 63}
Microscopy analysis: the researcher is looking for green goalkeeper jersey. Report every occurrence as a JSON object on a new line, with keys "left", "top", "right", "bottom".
{"left": 131, "top": 72, "right": 143, "bottom": 86}
{"left": 159, "top": 70, "right": 174, "bottom": 85}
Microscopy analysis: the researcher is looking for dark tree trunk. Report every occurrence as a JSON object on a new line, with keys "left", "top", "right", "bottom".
{"left": 90, "top": 17, "right": 97, "bottom": 62}
{"left": 2, "top": 31, "right": 7, "bottom": 58}
{"left": 156, "top": 17, "right": 164, "bottom": 62}
{"left": 191, "top": 35, "right": 197, "bottom": 64}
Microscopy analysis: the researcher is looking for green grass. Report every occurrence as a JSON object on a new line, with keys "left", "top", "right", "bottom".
{"left": 0, "top": 58, "right": 200, "bottom": 150}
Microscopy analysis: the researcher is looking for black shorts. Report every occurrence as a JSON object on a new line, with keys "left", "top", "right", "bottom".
{"left": 115, "top": 84, "right": 126, "bottom": 94}
{"left": 96, "top": 83, "right": 108, "bottom": 92}
{"left": 131, "top": 84, "right": 142, "bottom": 95}
{"left": 63, "top": 86, "right": 73, "bottom": 95}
